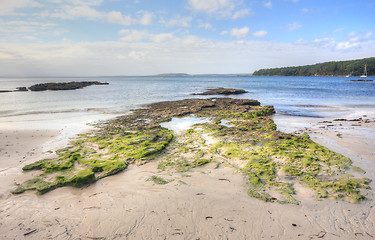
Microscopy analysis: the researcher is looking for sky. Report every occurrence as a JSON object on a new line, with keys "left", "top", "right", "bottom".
{"left": 0, "top": 0, "right": 374, "bottom": 76}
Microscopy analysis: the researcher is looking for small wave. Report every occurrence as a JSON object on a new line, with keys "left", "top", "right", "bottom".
{"left": 0, "top": 110, "right": 15, "bottom": 115}
{"left": 277, "top": 111, "right": 323, "bottom": 118}
{"left": 295, "top": 105, "right": 336, "bottom": 108}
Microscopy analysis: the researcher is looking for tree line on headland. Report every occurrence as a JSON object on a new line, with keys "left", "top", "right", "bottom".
{"left": 252, "top": 57, "right": 375, "bottom": 76}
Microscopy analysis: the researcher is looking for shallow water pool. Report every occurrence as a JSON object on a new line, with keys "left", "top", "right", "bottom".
{"left": 160, "top": 115, "right": 211, "bottom": 134}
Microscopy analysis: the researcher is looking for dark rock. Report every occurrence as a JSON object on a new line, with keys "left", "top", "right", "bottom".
{"left": 28, "top": 81, "right": 109, "bottom": 91}
{"left": 14, "top": 87, "right": 28, "bottom": 92}
{"left": 112, "top": 98, "right": 263, "bottom": 129}
{"left": 1, "top": 87, "right": 29, "bottom": 93}
{"left": 192, "top": 87, "right": 248, "bottom": 95}
{"left": 349, "top": 79, "right": 373, "bottom": 82}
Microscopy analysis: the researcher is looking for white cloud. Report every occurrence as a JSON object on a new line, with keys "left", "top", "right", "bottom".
{"left": 332, "top": 27, "right": 344, "bottom": 33}
{"left": 188, "top": 0, "right": 250, "bottom": 19}
{"left": 23, "top": 35, "right": 37, "bottom": 40}
{"left": 119, "top": 30, "right": 150, "bottom": 42}
{"left": 286, "top": 22, "right": 302, "bottom": 31}
{"left": 44, "top": 5, "right": 152, "bottom": 26}
{"left": 252, "top": 30, "right": 267, "bottom": 38}
{"left": 336, "top": 41, "right": 359, "bottom": 50}
{"left": 335, "top": 31, "right": 374, "bottom": 50}
{"left": 66, "top": 0, "right": 103, "bottom": 6}
{"left": 0, "top": 20, "right": 56, "bottom": 35}
{"left": 0, "top": 0, "right": 41, "bottom": 16}
{"left": 264, "top": 1, "right": 272, "bottom": 8}
{"left": 365, "top": 31, "right": 374, "bottom": 39}
{"left": 152, "top": 33, "right": 175, "bottom": 43}
{"left": 232, "top": 9, "right": 251, "bottom": 19}
{"left": 302, "top": 8, "right": 309, "bottom": 13}
{"left": 198, "top": 23, "right": 213, "bottom": 30}
{"left": 107, "top": 11, "right": 133, "bottom": 25}
{"left": 230, "top": 27, "right": 249, "bottom": 38}
{"left": 160, "top": 16, "right": 193, "bottom": 28}
{"left": 71, "top": 6, "right": 102, "bottom": 19}
{"left": 139, "top": 11, "right": 153, "bottom": 25}
{"left": 0, "top": 36, "right": 375, "bottom": 76}
{"left": 311, "top": 31, "right": 375, "bottom": 51}
{"left": 188, "top": 0, "right": 235, "bottom": 14}
{"left": 128, "top": 51, "right": 146, "bottom": 61}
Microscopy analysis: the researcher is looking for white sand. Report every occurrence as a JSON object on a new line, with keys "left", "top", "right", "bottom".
{"left": 1, "top": 106, "right": 375, "bottom": 239}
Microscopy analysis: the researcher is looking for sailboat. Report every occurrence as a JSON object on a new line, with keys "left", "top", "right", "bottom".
{"left": 360, "top": 64, "right": 367, "bottom": 78}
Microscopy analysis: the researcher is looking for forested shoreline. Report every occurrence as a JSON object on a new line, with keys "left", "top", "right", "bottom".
{"left": 253, "top": 57, "right": 375, "bottom": 76}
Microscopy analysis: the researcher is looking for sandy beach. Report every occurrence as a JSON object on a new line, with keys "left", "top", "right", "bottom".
{"left": 1, "top": 105, "right": 375, "bottom": 239}
{"left": 0, "top": 0, "right": 373, "bottom": 237}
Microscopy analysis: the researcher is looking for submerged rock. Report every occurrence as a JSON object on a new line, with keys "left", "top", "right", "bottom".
{"left": 192, "top": 87, "right": 248, "bottom": 95}
{"left": 0, "top": 87, "right": 28, "bottom": 93}
{"left": 28, "top": 81, "right": 109, "bottom": 91}
{"left": 349, "top": 79, "right": 373, "bottom": 82}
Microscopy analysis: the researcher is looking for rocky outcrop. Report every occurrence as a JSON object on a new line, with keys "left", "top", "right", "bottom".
{"left": 28, "top": 81, "right": 109, "bottom": 91}
{"left": 192, "top": 87, "right": 248, "bottom": 95}
{"left": 113, "top": 98, "right": 262, "bottom": 129}
{"left": 15, "top": 87, "right": 28, "bottom": 91}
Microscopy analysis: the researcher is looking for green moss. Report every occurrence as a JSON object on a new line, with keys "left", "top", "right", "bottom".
{"left": 194, "top": 158, "right": 211, "bottom": 166}
{"left": 282, "top": 166, "right": 303, "bottom": 176}
{"left": 69, "top": 169, "right": 96, "bottom": 187}
{"left": 12, "top": 178, "right": 59, "bottom": 195}
{"left": 352, "top": 165, "right": 366, "bottom": 174}
{"left": 22, "top": 151, "right": 79, "bottom": 173}
{"left": 16, "top": 125, "right": 173, "bottom": 194}
{"left": 147, "top": 175, "right": 170, "bottom": 185}
{"left": 202, "top": 109, "right": 369, "bottom": 204}
{"left": 178, "top": 180, "right": 188, "bottom": 185}
{"left": 276, "top": 183, "right": 300, "bottom": 205}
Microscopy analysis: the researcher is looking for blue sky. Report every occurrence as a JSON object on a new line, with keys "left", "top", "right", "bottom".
{"left": 0, "top": 0, "right": 374, "bottom": 76}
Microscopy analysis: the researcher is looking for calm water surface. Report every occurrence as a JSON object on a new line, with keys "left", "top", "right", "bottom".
{"left": 1, "top": 76, "right": 374, "bottom": 123}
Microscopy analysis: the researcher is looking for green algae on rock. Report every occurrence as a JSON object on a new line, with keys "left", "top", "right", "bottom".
{"left": 147, "top": 175, "right": 172, "bottom": 185}
{"left": 13, "top": 126, "right": 173, "bottom": 194}
{"left": 13, "top": 97, "right": 371, "bottom": 204}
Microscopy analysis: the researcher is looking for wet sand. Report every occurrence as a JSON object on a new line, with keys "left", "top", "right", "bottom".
{"left": 1, "top": 107, "right": 375, "bottom": 239}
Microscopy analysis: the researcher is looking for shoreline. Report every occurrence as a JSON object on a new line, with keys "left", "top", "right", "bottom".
{"left": 1, "top": 102, "right": 375, "bottom": 239}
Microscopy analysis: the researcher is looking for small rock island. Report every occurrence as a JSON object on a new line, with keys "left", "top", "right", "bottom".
{"left": 192, "top": 87, "right": 248, "bottom": 95}
{"left": 28, "top": 81, "right": 109, "bottom": 91}
{"left": 0, "top": 81, "right": 109, "bottom": 93}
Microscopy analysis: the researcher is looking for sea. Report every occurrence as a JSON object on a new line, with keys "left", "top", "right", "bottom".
{"left": 1, "top": 75, "right": 375, "bottom": 140}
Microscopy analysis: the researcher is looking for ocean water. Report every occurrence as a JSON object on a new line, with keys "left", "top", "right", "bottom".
{"left": 1, "top": 75, "right": 375, "bottom": 129}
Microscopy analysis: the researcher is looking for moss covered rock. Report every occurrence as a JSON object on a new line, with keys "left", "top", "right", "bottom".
{"left": 14, "top": 97, "right": 370, "bottom": 203}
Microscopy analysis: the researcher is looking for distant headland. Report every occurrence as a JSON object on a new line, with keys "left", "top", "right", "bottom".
{"left": 253, "top": 57, "right": 374, "bottom": 77}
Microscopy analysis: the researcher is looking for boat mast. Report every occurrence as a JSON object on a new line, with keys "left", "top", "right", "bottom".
{"left": 360, "top": 64, "right": 368, "bottom": 77}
